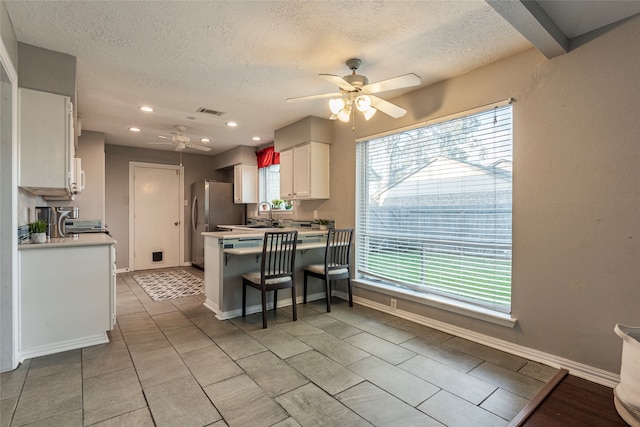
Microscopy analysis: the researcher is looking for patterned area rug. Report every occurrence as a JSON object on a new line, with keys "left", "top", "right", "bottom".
{"left": 133, "top": 270, "right": 204, "bottom": 301}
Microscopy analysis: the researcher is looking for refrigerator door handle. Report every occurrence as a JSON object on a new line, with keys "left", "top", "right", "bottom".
{"left": 191, "top": 196, "right": 198, "bottom": 232}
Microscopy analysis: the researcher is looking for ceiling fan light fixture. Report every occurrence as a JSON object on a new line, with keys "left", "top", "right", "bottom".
{"left": 337, "top": 106, "right": 351, "bottom": 123}
{"left": 363, "top": 107, "right": 377, "bottom": 121}
{"left": 355, "top": 95, "right": 371, "bottom": 112}
{"left": 329, "top": 98, "right": 345, "bottom": 115}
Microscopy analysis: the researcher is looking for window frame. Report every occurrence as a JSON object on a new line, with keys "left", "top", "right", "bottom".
{"left": 355, "top": 101, "right": 514, "bottom": 319}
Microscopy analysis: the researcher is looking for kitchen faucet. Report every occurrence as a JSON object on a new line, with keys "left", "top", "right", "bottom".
{"left": 259, "top": 201, "right": 273, "bottom": 227}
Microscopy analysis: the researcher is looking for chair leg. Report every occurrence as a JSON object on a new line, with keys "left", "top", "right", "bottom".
{"left": 261, "top": 288, "right": 268, "bottom": 329}
{"left": 303, "top": 271, "right": 308, "bottom": 304}
{"left": 325, "top": 274, "right": 331, "bottom": 312}
{"left": 291, "top": 285, "right": 297, "bottom": 321}
{"left": 273, "top": 290, "right": 278, "bottom": 311}
{"left": 347, "top": 277, "right": 353, "bottom": 307}
{"left": 242, "top": 279, "right": 247, "bottom": 317}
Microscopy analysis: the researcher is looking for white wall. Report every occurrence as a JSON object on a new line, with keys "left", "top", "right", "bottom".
{"left": 323, "top": 16, "right": 640, "bottom": 375}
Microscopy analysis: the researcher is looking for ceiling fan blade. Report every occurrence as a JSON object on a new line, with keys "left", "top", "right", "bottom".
{"left": 362, "top": 73, "right": 421, "bottom": 94}
{"left": 319, "top": 74, "right": 356, "bottom": 91}
{"left": 370, "top": 95, "right": 407, "bottom": 118}
{"left": 286, "top": 92, "right": 343, "bottom": 103}
{"left": 159, "top": 135, "right": 175, "bottom": 142}
{"left": 185, "top": 142, "right": 211, "bottom": 152}
{"left": 148, "top": 141, "right": 174, "bottom": 146}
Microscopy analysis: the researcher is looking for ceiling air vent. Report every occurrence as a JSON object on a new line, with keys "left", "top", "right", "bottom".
{"left": 197, "top": 107, "right": 225, "bottom": 116}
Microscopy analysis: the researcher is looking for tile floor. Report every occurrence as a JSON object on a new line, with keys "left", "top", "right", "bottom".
{"left": 1, "top": 267, "right": 558, "bottom": 426}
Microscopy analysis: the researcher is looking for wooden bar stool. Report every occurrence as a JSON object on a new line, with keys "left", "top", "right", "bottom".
{"left": 303, "top": 228, "right": 353, "bottom": 312}
{"left": 242, "top": 230, "right": 298, "bottom": 328}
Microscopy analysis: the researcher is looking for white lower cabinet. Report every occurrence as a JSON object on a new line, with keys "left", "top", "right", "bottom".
{"left": 19, "top": 239, "right": 116, "bottom": 360}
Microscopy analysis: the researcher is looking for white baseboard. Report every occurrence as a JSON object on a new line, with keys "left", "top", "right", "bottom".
{"left": 115, "top": 267, "right": 130, "bottom": 273}
{"left": 204, "top": 292, "right": 326, "bottom": 321}
{"left": 19, "top": 333, "right": 109, "bottom": 362}
{"left": 333, "top": 290, "right": 620, "bottom": 388}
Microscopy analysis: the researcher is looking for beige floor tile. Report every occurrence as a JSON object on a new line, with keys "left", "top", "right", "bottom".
{"left": 336, "top": 381, "right": 441, "bottom": 426}
{"left": 213, "top": 329, "right": 267, "bottom": 360}
{"left": 287, "top": 350, "right": 363, "bottom": 395}
{"left": 345, "top": 332, "right": 417, "bottom": 365}
{"left": 204, "top": 374, "right": 288, "bottom": 427}
{"left": 163, "top": 325, "right": 214, "bottom": 354}
{"left": 83, "top": 366, "right": 146, "bottom": 425}
{"left": 1, "top": 396, "right": 17, "bottom": 427}
{"left": 518, "top": 360, "right": 559, "bottom": 382}
{"left": 444, "top": 337, "right": 528, "bottom": 371}
{"left": 0, "top": 359, "right": 30, "bottom": 399}
{"left": 298, "top": 331, "right": 369, "bottom": 366}
{"left": 418, "top": 390, "right": 508, "bottom": 427}
{"left": 480, "top": 387, "right": 529, "bottom": 420}
{"left": 250, "top": 327, "right": 312, "bottom": 359}
{"left": 237, "top": 351, "right": 309, "bottom": 397}
{"left": 26, "top": 349, "right": 81, "bottom": 380}
{"left": 145, "top": 375, "right": 221, "bottom": 427}
{"left": 142, "top": 299, "right": 178, "bottom": 316}
{"left": 180, "top": 345, "right": 244, "bottom": 387}
{"left": 130, "top": 346, "right": 191, "bottom": 388}
{"left": 23, "top": 409, "right": 83, "bottom": 427}
{"left": 387, "top": 318, "right": 454, "bottom": 344}
{"left": 400, "top": 355, "right": 497, "bottom": 405}
{"left": 152, "top": 310, "right": 193, "bottom": 331}
{"left": 12, "top": 368, "right": 82, "bottom": 426}
{"left": 470, "top": 362, "right": 546, "bottom": 400}
{"left": 89, "top": 408, "right": 154, "bottom": 427}
{"left": 347, "top": 356, "right": 439, "bottom": 407}
{"left": 271, "top": 417, "right": 302, "bottom": 427}
{"left": 304, "top": 314, "right": 363, "bottom": 339}
{"left": 401, "top": 336, "right": 484, "bottom": 372}
{"left": 275, "top": 382, "right": 370, "bottom": 427}
{"left": 81, "top": 339, "right": 133, "bottom": 379}
{"left": 341, "top": 316, "right": 415, "bottom": 345}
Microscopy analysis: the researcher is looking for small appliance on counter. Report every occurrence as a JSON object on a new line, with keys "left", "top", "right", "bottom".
{"left": 64, "top": 219, "right": 110, "bottom": 235}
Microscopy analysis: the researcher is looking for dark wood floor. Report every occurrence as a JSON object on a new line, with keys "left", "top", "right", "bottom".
{"left": 517, "top": 373, "right": 628, "bottom": 426}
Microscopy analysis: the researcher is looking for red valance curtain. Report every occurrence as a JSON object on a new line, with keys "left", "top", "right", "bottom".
{"left": 256, "top": 146, "right": 280, "bottom": 168}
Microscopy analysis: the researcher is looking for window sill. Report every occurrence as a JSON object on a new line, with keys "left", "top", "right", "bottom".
{"left": 352, "top": 278, "right": 517, "bottom": 328}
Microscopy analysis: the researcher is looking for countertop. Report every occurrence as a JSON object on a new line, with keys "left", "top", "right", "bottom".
{"left": 18, "top": 233, "right": 117, "bottom": 250}
{"left": 203, "top": 227, "right": 328, "bottom": 239}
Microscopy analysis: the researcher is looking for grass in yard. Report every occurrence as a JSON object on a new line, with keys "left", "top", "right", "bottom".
{"left": 364, "top": 250, "right": 511, "bottom": 309}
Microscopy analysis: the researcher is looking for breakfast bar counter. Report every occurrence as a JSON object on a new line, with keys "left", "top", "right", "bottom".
{"left": 202, "top": 228, "right": 328, "bottom": 319}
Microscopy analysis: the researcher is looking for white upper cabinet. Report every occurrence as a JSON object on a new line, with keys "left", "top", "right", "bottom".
{"left": 234, "top": 163, "right": 258, "bottom": 204}
{"left": 280, "top": 142, "right": 329, "bottom": 200}
{"left": 18, "top": 88, "right": 75, "bottom": 197}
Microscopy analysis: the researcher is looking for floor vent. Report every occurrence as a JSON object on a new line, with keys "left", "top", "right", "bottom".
{"left": 197, "top": 107, "right": 225, "bottom": 116}
{"left": 152, "top": 251, "right": 163, "bottom": 262}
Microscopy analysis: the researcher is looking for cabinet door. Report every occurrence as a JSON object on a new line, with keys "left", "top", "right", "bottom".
{"left": 234, "top": 164, "right": 258, "bottom": 204}
{"left": 293, "top": 144, "right": 311, "bottom": 198}
{"left": 18, "top": 88, "right": 73, "bottom": 194}
{"left": 279, "top": 149, "right": 294, "bottom": 199}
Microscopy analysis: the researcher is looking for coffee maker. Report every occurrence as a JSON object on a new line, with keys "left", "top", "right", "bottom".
{"left": 35, "top": 206, "right": 79, "bottom": 238}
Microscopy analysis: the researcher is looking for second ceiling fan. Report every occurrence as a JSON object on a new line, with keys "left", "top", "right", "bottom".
{"left": 286, "top": 58, "right": 421, "bottom": 122}
{"left": 149, "top": 125, "right": 212, "bottom": 151}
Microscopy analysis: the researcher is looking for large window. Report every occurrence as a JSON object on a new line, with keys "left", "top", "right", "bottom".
{"left": 356, "top": 103, "right": 512, "bottom": 313}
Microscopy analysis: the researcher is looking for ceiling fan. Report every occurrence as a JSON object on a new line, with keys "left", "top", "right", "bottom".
{"left": 148, "top": 125, "right": 211, "bottom": 151}
{"left": 286, "top": 58, "right": 421, "bottom": 122}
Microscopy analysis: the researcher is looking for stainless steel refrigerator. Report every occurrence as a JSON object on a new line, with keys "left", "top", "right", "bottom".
{"left": 191, "top": 180, "right": 245, "bottom": 269}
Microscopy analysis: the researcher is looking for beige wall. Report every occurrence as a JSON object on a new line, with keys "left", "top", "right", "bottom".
{"left": 105, "top": 145, "right": 230, "bottom": 268}
{"left": 324, "top": 16, "right": 640, "bottom": 374}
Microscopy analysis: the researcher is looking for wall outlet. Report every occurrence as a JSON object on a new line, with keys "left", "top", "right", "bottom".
{"left": 390, "top": 299, "right": 397, "bottom": 310}
{"left": 313, "top": 210, "right": 318, "bottom": 219}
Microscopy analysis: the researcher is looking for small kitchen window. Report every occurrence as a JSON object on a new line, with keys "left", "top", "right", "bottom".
{"left": 257, "top": 146, "right": 292, "bottom": 212}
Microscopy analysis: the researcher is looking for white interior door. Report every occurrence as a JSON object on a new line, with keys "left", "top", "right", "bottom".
{"left": 132, "top": 165, "right": 182, "bottom": 270}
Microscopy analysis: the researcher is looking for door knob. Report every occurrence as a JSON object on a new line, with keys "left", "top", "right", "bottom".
{"left": 174, "top": 221, "right": 179, "bottom": 226}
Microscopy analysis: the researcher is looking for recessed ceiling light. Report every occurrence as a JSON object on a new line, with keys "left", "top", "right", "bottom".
{"left": 252, "top": 136, "right": 261, "bottom": 141}
{"left": 201, "top": 138, "right": 210, "bottom": 143}
{"left": 129, "top": 127, "right": 141, "bottom": 132}
{"left": 139, "top": 106, "right": 154, "bottom": 112}
{"left": 226, "top": 121, "right": 238, "bottom": 127}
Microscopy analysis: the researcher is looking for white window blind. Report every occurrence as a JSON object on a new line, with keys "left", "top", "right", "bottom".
{"left": 356, "top": 104, "right": 513, "bottom": 313}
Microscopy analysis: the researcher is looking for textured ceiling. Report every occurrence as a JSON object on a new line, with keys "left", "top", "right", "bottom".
{"left": 5, "top": 1, "right": 638, "bottom": 155}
